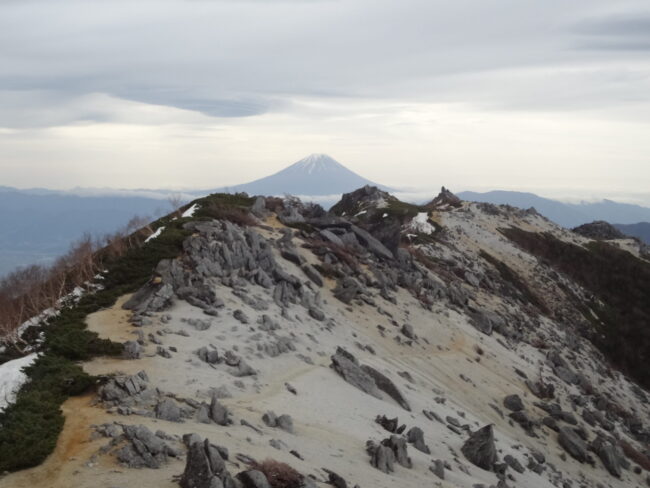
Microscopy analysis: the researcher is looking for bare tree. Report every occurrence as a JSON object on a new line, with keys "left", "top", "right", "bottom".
{"left": 168, "top": 193, "right": 185, "bottom": 217}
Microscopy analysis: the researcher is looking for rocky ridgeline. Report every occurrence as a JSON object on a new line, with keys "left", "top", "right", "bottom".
{"left": 5, "top": 186, "right": 650, "bottom": 488}
{"left": 114, "top": 188, "right": 649, "bottom": 487}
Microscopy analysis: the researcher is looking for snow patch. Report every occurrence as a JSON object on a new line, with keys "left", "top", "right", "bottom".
{"left": 354, "top": 210, "right": 367, "bottom": 217}
{"left": 145, "top": 226, "right": 165, "bottom": 243}
{"left": 409, "top": 212, "right": 436, "bottom": 235}
{"left": 0, "top": 353, "right": 38, "bottom": 412}
{"left": 182, "top": 204, "right": 199, "bottom": 218}
{"left": 292, "top": 154, "right": 343, "bottom": 175}
{"left": 12, "top": 285, "right": 90, "bottom": 343}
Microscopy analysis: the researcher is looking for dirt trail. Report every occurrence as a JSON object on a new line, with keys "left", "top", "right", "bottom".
{"left": 3, "top": 394, "right": 111, "bottom": 488}
{"left": 1, "top": 295, "right": 137, "bottom": 488}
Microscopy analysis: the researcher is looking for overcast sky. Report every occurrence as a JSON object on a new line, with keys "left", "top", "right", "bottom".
{"left": 1, "top": 0, "right": 649, "bottom": 203}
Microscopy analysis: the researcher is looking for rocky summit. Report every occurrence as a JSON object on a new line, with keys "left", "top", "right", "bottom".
{"left": 1, "top": 186, "right": 650, "bottom": 488}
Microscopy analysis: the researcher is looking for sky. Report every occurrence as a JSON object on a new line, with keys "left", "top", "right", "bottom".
{"left": 1, "top": 0, "right": 649, "bottom": 204}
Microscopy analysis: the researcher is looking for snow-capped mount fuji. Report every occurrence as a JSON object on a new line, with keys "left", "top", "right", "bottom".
{"left": 292, "top": 153, "right": 344, "bottom": 175}
{"left": 210, "top": 154, "right": 391, "bottom": 197}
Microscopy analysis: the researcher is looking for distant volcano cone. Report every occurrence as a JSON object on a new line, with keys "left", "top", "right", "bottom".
{"left": 210, "top": 154, "right": 391, "bottom": 196}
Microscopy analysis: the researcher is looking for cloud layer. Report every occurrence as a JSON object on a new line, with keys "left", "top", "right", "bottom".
{"left": 0, "top": 0, "right": 648, "bottom": 202}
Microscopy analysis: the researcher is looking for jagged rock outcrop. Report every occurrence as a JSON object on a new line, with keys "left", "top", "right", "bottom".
{"left": 424, "top": 187, "right": 463, "bottom": 210}
{"left": 382, "top": 435, "right": 412, "bottom": 469}
{"left": 115, "top": 425, "right": 180, "bottom": 469}
{"left": 461, "top": 425, "right": 497, "bottom": 471}
{"left": 180, "top": 436, "right": 235, "bottom": 488}
{"left": 367, "top": 441, "right": 395, "bottom": 473}
{"left": 375, "top": 415, "right": 400, "bottom": 433}
{"left": 100, "top": 371, "right": 154, "bottom": 407}
{"left": 124, "top": 220, "right": 322, "bottom": 320}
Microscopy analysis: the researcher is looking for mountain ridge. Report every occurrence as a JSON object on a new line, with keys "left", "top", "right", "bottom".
{"left": 457, "top": 190, "right": 650, "bottom": 228}
{"left": 1, "top": 186, "right": 649, "bottom": 488}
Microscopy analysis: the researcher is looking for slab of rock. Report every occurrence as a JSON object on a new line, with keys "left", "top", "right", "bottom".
{"left": 233, "top": 309, "right": 250, "bottom": 324}
{"left": 330, "top": 347, "right": 382, "bottom": 399}
{"left": 123, "top": 282, "right": 175, "bottom": 315}
{"left": 591, "top": 436, "right": 622, "bottom": 477}
{"left": 156, "top": 398, "right": 182, "bottom": 422}
{"left": 262, "top": 411, "right": 278, "bottom": 428}
{"left": 349, "top": 224, "right": 394, "bottom": 260}
{"left": 360, "top": 364, "right": 411, "bottom": 411}
{"left": 401, "top": 324, "right": 416, "bottom": 340}
{"left": 309, "top": 307, "right": 325, "bottom": 321}
{"left": 277, "top": 414, "right": 294, "bottom": 434}
{"left": 503, "top": 394, "right": 524, "bottom": 412}
{"left": 504, "top": 454, "right": 525, "bottom": 474}
{"left": 123, "top": 340, "right": 142, "bottom": 360}
{"left": 558, "top": 427, "right": 590, "bottom": 464}
{"left": 430, "top": 459, "right": 445, "bottom": 480}
{"left": 196, "top": 346, "right": 220, "bottom": 364}
{"left": 251, "top": 196, "right": 269, "bottom": 219}
{"left": 509, "top": 410, "right": 537, "bottom": 436}
{"left": 281, "top": 248, "right": 303, "bottom": 267}
{"left": 302, "top": 264, "right": 323, "bottom": 287}
{"left": 333, "top": 277, "right": 364, "bottom": 304}
{"left": 461, "top": 424, "right": 497, "bottom": 471}
{"left": 237, "top": 470, "right": 272, "bottom": 488}
{"left": 209, "top": 393, "right": 233, "bottom": 426}
{"left": 406, "top": 427, "right": 430, "bottom": 454}
{"left": 262, "top": 411, "right": 294, "bottom": 433}
{"left": 180, "top": 437, "right": 234, "bottom": 488}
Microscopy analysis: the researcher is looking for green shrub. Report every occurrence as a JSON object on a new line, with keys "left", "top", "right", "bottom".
{"left": 0, "top": 355, "right": 94, "bottom": 472}
{"left": 0, "top": 211, "right": 192, "bottom": 473}
{"left": 501, "top": 227, "right": 650, "bottom": 388}
{"left": 191, "top": 193, "right": 256, "bottom": 226}
{"left": 479, "top": 249, "right": 549, "bottom": 314}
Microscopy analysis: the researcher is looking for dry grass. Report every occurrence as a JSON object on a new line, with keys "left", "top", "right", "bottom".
{"left": 0, "top": 235, "right": 99, "bottom": 346}
{"left": 405, "top": 246, "right": 457, "bottom": 284}
{"left": 251, "top": 459, "right": 303, "bottom": 488}
{"left": 199, "top": 203, "right": 257, "bottom": 226}
{"left": 619, "top": 439, "right": 650, "bottom": 471}
{"left": 264, "top": 196, "right": 285, "bottom": 213}
{"left": 304, "top": 238, "right": 359, "bottom": 270}
{"left": 0, "top": 214, "right": 155, "bottom": 346}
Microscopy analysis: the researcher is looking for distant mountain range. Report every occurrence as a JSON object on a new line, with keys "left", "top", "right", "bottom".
{"left": 612, "top": 222, "right": 650, "bottom": 244}
{"left": 2, "top": 158, "right": 649, "bottom": 277}
{"left": 457, "top": 190, "right": 650, "bottom": 233}
{"left": 208, "top": 154, "right": 390, "bottom": 196}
